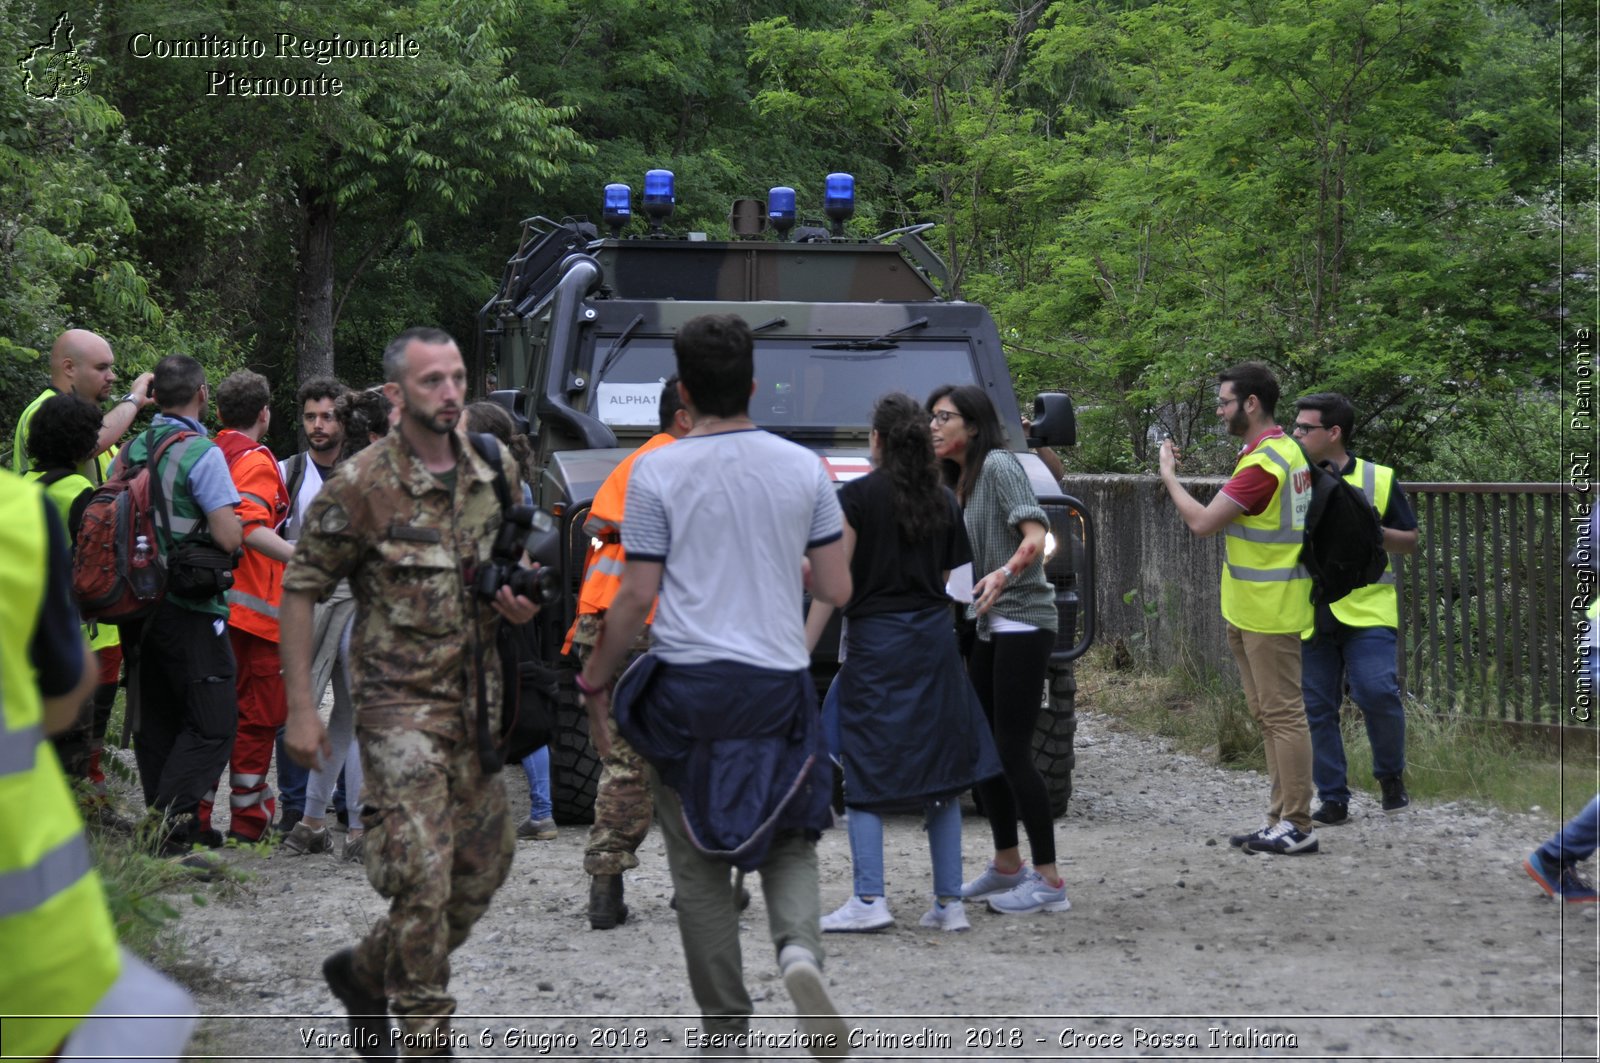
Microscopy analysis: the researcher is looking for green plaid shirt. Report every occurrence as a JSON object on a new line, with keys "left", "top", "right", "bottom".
{"left": 963, "top": 450, "right": 1057, "bottom": 638}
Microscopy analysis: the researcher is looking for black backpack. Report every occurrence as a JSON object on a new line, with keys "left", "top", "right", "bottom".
{"left": 1298, "top": 447, "right": 1387, "bottom": 606}
{"left": 465, "top": 432, "right": 558, "bottom": 773}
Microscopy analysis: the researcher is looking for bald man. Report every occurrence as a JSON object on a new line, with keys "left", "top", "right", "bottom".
{"left": 12, "top": 330, "right": 154, "bottom": 828}
{"left": 12, "top": 329, "right": 155, "bottom": 484}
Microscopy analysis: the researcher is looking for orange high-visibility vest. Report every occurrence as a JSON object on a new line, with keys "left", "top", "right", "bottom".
{"left": 216, "top": 429, "right": 290, "bottom": 643}
{"left": 561, "top": 432, "right": 676, "bottom": 654}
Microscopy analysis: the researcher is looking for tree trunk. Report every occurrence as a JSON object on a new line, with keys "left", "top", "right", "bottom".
{"left": 295, "top": 184, "right": 337, "bottom": 386}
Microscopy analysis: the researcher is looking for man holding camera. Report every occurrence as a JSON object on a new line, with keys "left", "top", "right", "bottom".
{"left": 280, "top": 327, "right": 538, "bottom": 1061}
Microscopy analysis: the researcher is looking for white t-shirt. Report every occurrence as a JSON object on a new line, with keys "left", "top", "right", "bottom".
{"left": 280, "top": 451, "right": 330, "bottom": 543}
{"left": 622, "top": 429, "right": 843, "bottom": 670}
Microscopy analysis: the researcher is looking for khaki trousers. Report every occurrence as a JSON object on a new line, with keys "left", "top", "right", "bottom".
{"left": 1226, "top": 625, "right": 1314, "bottom": 832}
{"left": 653, "top": 779, "right": 824, "bottom": 1036}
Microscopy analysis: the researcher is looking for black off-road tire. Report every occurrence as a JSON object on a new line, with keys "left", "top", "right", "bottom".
{"left": 550, "top": 677, "right": 601, "bottom": 825}
{"left": 1032, "top": 661, "right": 1077, "bottom": 818}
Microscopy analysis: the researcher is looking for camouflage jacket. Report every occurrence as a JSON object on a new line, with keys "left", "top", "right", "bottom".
{"left": 282, "top": 426, "right": 516, "bottom": 737}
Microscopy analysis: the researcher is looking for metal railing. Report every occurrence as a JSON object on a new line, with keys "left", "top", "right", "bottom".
{"left": 1396, "top": 483, "right": 1587, "bottom": 725}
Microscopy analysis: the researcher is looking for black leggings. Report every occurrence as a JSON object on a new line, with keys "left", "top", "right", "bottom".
{"left": 969, "top": 628, "right": 1057, "bottom": 866}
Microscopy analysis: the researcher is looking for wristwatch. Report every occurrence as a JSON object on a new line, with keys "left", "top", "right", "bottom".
{"left": 116, "top": 392, "right": 139, "bottom": 408}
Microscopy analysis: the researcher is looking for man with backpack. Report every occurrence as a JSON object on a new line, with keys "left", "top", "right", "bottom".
{"left": 204, "top": 370, "right": 294, "bottom": 843}
{"left": 274, "top": 376, "right": 349, "bottom": 836}
{"left": 124, "top": 355, "right": 243, "bottom": 855}
{"left": 1159, "top": 362, "right": 1319, "bottom": 856}
{"left": 1293, "top": 392, "right": 1417, "bottom": 823}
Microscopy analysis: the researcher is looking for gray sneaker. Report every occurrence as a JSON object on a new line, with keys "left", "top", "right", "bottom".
{"left": 986, "top": 870, "right": 1072, "bottom": 915}
{"left": 516, "top": 817, "right": 558, "bottom": 841}
{"left": 280, "top": 821, "right": 332, "bottom": 856}
{"left": 959, "top": 862, "right": 1028, "bottom": 899}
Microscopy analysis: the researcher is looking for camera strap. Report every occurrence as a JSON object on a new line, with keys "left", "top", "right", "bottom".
{"left": 467, "top": 432, "right": 513, "bottom": 512}
{"left": 467, "top": 431, "right": 512, "bottom": 773}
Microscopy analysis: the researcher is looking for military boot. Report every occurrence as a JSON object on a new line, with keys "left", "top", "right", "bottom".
{"left": 322, "top": 947, "right": 394, "bottom": 1062}
{"left": 588, "top": 873, "right": 629, "bottom": 929}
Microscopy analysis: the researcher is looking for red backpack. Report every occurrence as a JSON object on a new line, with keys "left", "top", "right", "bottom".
{"left": 72, "top": 428, "right": 195, "bottom": 624}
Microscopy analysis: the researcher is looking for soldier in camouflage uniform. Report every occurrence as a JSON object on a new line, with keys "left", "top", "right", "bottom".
{"left": 280, "top": 327, "right": 538, "bottom": 1061}
{"left": 563, "top": 377, "right": 690, "bottom": 928}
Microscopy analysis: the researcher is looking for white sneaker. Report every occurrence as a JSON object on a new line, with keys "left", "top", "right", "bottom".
{"left": 918, "top": 899, "right": 970, "bottom": 932}
{"left": 820, "top": 894, "right": 893, "bottom": 932}
{"left": 777, "top": 945, "right": 851, "bottom": 1060}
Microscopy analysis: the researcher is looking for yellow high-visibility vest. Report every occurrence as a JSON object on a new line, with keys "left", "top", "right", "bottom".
{"left": 1324, "top": 458, "right": 1399, "bottom": 630}
{"left": 0, "top": 472, "right": 120, "bottom": 1061}
{"left": 22, "top": 468, "right": 119, "bottom": 652}
{"left": 1220, "top": 433, "right": 1315, "bottom": 635}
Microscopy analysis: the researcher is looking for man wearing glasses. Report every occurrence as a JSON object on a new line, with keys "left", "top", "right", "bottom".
{"left": 1159, "top": 362, "right": 1319, "bottom": 855}
{"left": 1292, "top": 393, "right": 1417, "bottom": 825}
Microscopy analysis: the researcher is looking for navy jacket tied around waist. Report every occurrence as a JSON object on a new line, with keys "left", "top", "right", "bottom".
{"left": 824, "top": 604, "right": 1003, "bottom": 812}
{"left": 613, "top": 655, "right": 833, "bottom": 872}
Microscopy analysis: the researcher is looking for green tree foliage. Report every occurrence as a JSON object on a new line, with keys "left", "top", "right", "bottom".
{"left": 0, "top": 0, "right": 1585, "bottom": 478}
{"left": 0, "top": 1, "right": 243, "bottom": 462}
{"left": 507, "top": 0, "right": 855, "bottom": 235}
{"left": 102, "top": 0, "right": 586, "bottom": 388}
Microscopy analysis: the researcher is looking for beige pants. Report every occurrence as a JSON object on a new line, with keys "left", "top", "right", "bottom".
{"left": 1227, "top": 625, "right": 1314, "bottom": 832}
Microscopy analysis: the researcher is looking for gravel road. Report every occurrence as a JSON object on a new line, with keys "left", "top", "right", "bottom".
{"left": 169, "top": 709, "right": 1599, "bottom": 1062}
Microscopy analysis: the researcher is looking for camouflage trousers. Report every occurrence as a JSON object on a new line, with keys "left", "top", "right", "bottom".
{"left": 574, "top": 615, "right": 654, "bottom": 876}
{"left": 584, "top": 718, "right": 654, "bottom": 875}
{"left": 348, "top": 725, "right": 514, "bottom": 1055}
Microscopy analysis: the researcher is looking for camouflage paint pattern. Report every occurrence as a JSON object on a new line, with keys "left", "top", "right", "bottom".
{"left": 281, "top": 426, "right": 521, "bottom": 1054}
{"left": 348, "top": 726, "right": 514, "bottom": 1052}
{"left": 575, "top": 614, "right": 654, "bottom": 876}
{"left": 282, "top": 427, "right": 516, "bottom": 737}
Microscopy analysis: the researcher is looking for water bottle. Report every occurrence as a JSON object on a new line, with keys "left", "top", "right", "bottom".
{"left": 130, "top": 533, "right": 158, "bottom": 599}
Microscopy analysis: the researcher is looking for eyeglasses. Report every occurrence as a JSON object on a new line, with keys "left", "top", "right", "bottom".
{"left": 930, "top": 410, "right": 962, "bottom": 425}
{"left": 1292, "top": 422, "right": 1325, "bottom": 434}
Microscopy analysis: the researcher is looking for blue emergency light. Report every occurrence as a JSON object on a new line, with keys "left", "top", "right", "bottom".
{"left": 602, "top": 183, "right": 631, "bottom": 236}
{"left": 824, "top": 172, "right": 854, "bottom": 235}
{"left": 768, "top": 186, "right": 796, "bottom": 240}
{"left": 643, "top": 169, "right": 675, "bottom": 233}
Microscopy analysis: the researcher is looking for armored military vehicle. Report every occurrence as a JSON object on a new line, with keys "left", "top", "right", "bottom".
{"left": 474, "top": 171, "right": 1096, "bottom": 824}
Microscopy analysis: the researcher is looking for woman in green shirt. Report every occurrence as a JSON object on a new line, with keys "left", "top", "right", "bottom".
{"left": 927, "top": 384, "right": 1067, "bottom": 916}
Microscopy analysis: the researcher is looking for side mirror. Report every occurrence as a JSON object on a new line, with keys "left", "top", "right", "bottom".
{"left": 489, "top": 389, "right": 535, "bottom": 436}
{"left": 1027, "top": 392, "right": 1075, "bottom": 448}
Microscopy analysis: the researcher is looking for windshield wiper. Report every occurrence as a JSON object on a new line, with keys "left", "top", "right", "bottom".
{"left": 594, "top": 313, "right": 644, "bottom": 382}
{"left": 810, "top": 316, "right": 929, "bottom": 351}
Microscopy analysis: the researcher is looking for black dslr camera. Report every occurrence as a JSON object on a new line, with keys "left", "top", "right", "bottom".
{"left": 473, "top": 503, "right": 561, "bottom": 605}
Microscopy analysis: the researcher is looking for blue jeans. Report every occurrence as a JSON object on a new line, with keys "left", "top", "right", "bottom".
{"left": 1537, "top": 796, "right": 1600, "bottom": 867}
{"left": 274, "top": 726, "right": 308, "bottom": 817}
{"left": 522, "top": 746, "right": 552, "bottom": 821}
{"left": 845, "top": 798, "right": 963, "bottom": 900}
{"left": 1302, "top": 625, "right": 1406, "bottom": 803}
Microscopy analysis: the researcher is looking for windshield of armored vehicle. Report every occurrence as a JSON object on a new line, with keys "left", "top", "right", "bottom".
{"left": 589, "top": 338, "right": 981, "bottom": 430}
